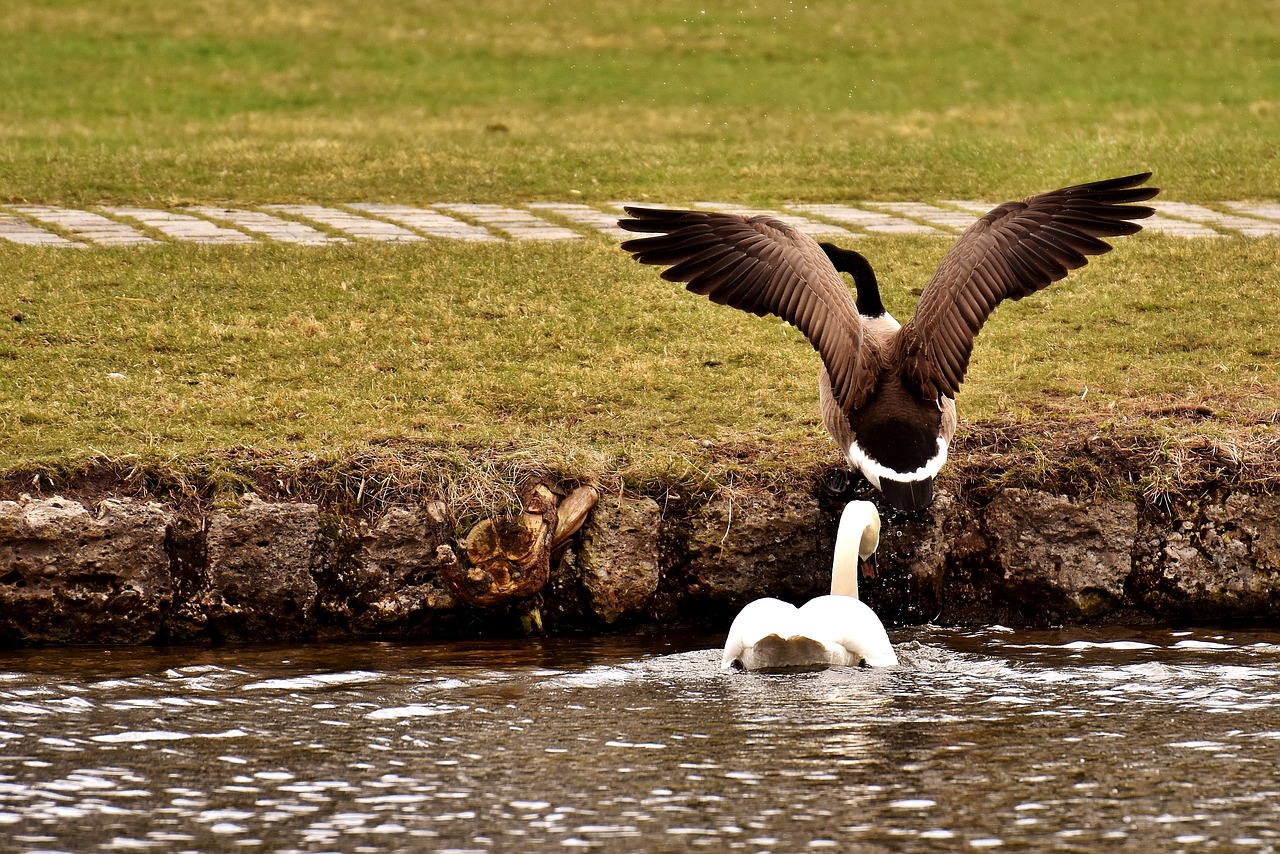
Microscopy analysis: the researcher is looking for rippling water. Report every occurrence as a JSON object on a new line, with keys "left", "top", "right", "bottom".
{"left": 3, "top": 626, "right": 1280, "bottom": 852}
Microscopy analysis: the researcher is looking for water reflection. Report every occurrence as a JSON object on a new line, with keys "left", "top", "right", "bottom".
{"left": 2, "top": 627, "right": 1280, "bottom": 851}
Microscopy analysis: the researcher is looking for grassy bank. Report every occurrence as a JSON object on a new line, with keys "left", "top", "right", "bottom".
{"left": 2, "top": 0, "right": 1278, "bottom": 510}
{"left": 4, "top": 234, "right": 1277, "bottom": 506}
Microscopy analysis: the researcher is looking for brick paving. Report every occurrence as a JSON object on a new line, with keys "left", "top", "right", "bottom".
{"left": 1, "top": 199, "right": 1277, "bottom": 247}
{"left": 9, "top": 205, "right": 160, "bottom": 246}
{"left": 866, "top": 201, "right": 981, "bottom": 231}
{"left": 527, "top": 202, "right": 635, "bottom": 240}
{"left": 1224, "top": 202, "right": 1280, "bottom": 224}
{"left": 184, "top": 206, "right": 348, "bottom": 245}
{"left": 690, "top": 202, "right": 856, "bottom": 238}
{"left": 790, "top": 204, "right": 940, "bottom": 235}
{"left": 103, "top": 206, "right": 258, "bottom": 245}
{"left": 0, "top": 211, "right": 82, "bottom": 246}
{"left": 433, "top": 204, "right": 581, "bottom": 240}
{"left": 1152, "top": 201, "right": 1280, "bottom": 238}
{"left": 261, "top": 205, "right": 424, "bottom": 242}
{"left": 348, "top": 204, "right": 499, "bottom": 242}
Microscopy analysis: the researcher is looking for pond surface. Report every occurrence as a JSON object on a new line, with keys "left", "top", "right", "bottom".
{"left": 2, "top": 626, "right": 1280, "bottom": 852}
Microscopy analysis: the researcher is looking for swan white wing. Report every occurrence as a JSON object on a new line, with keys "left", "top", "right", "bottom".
{"left": 722, "top": 598, "right": 801, "bottom": 669}
{"left": 796, "top": 595, "right": 898, "bottom": 667}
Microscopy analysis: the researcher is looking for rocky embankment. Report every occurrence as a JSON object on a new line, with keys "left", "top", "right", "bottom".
{"left": 2, "top": 464, "right": 1278, "bottom": 645}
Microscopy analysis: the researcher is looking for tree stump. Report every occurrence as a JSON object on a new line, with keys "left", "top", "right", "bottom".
{"left": 437, "top": 483, "right": 599, "bottom": 607}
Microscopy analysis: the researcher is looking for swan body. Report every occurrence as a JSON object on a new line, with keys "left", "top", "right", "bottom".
{"left": 721, "top": 501, "right": 898, "bottom": 672}
{"left": 620, "top": 174, "right": 1159, "bottom": 512}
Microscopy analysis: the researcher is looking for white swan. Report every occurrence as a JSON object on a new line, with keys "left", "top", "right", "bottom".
{"left": 721, "top": 500, "right": 898, "bottom": 671}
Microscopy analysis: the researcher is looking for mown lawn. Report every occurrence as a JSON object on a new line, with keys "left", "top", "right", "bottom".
{"left": 1, "top": 0, "right": 1277, "bottom": 501}
{"left": 3, "top": 0, "right": 1278, "bottom": 201}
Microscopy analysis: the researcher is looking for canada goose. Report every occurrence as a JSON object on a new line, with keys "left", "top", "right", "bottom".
{"left": 619, "top": 173, "right": 1159, "bottom": 512}
{"left": 721, "top": 500, "right": 897, "bottom": 671}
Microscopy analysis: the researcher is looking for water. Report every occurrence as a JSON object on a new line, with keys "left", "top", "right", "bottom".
{"left": 3, "top": 626, "right": 1280, "bottom": 852}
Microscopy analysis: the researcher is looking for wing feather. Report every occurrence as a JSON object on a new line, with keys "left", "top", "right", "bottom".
{"left": 620, "top": 208, "right": 870, "bottom": 410}
{"left": 899, "top": 172, "right": 1158, "bottom": 398}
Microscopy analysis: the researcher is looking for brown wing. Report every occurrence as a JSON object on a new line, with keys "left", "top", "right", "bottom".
{"left": 897, "top": 172, "right": 1159, "bottom": 400}
{"left": 619, "top": 207, "right": 871, "bottom": 411}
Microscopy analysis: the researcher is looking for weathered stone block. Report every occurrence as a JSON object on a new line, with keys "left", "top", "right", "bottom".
{"left": 684, "top": 491, "right": 831, "bottom": 607}
{"left": 1138, "top": 494, "right": 1280, "bottom": 618}
{"left": 986, "top": 489, "right": 1137, "bottom": 621}
{"left": 352, "top": 502, "right": 457, "bottom": 633}
{"left": 578, "top": 495, "right": 662, "bottom": 623}
{"left": 0, "top": 495, "right": 172, "bottom": 643}
{"left": 872, "top": 491, "right": 954, "bottom": 622}
{"left": 203, "top": 495, "right": 320, "bottom": 640}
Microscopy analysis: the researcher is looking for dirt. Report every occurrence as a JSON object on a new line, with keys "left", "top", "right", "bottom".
{"left": 5, "top": 409, "right": 1277, "bottom": 517}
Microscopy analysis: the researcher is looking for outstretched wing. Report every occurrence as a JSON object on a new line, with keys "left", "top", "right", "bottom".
{"left": 898, "top": 172, "right": 1159, "bottom": 399}
{"left": 619, "top": 207, "right": 870, "bottom": 411}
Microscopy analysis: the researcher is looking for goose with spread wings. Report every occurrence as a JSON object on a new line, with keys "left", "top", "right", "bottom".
{"left": 619, "top": 173, "right": 1158, "bottom": 512}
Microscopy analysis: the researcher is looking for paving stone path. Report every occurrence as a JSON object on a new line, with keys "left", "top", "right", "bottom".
{"left": 10, "top": 205, "right": 161, "bottom": 246}
{"left": 1, "top": 199, "right": 1277, "bottom": 247}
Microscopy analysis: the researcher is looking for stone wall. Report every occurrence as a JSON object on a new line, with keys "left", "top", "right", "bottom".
{"left": 1, "top": 485, "right": 1278, "bottom": 645}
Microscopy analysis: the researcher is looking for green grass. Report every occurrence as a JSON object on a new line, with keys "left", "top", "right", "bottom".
{"left": 2, "top": 0, "right": 1278, "bottom": 202}
{"left": 3, "top": 235, "right": 1277, "bottom": 490}
{"left": 1, "top": 0, "right": 1278, "bottom": 502}
{"left": 1, "top": 240, "right": 822, "bottom": 462}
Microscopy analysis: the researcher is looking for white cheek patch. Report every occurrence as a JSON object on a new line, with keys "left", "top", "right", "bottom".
{"left": 848, "top": 436, "right": 949, "bottom": 488}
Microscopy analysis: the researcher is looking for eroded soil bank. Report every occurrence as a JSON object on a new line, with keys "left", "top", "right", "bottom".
{"left": 2, "top": 417, "right": 1278, "bottom": 645}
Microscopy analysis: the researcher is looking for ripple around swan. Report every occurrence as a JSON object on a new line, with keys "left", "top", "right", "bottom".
{"left": 2, "top": 628, "right": 1280, "bottom": 851}
{"left": 241, "top": 670, "right": 384, "bottom": 691}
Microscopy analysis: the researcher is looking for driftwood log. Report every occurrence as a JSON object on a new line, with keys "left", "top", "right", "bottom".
{"left": 551, "top": 484, "right": 601, "bottom": 550}
{"left": 437, "top": 483, "right": 600, "bottom": 607}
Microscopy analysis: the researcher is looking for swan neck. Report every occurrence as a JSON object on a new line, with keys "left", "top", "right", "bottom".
{"left": 830, "top": 502, "right": 880, "bottom": 598}
{"left": 830, "top": 552, "right": 859, "bottom": 598}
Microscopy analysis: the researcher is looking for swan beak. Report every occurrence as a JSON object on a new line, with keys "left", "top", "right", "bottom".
{"left": 860, "top": 552, "right": 878, "bottom": 580}
{"left": 880, "top": 476, "right": 934, "bottom": 512}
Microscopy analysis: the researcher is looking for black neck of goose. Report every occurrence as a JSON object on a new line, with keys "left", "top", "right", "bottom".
{"left": 819, "top": 243, "right": 885, "bottom": 318}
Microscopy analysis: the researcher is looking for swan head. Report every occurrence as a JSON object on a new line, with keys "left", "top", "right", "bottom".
{"left": 854, "top": 503, "right": 881, "bottom": 562}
